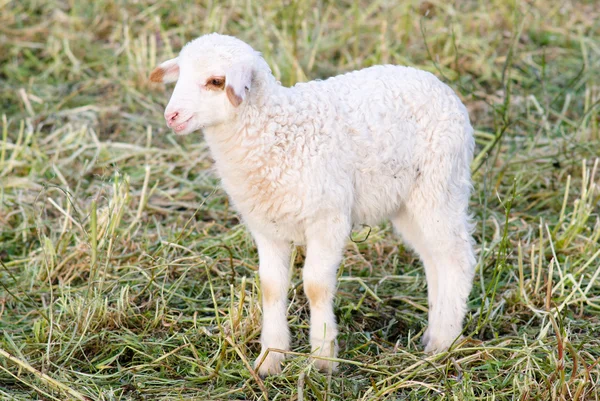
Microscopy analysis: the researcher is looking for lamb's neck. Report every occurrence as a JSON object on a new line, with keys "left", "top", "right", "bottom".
{"left": 203, "top": 85, "right": 298, "bottom": 200}
{"left": 203, "top": 77, "right": 289, "bottom": 154}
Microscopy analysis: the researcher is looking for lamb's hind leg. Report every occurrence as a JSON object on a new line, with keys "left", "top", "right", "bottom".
{"left": 393, "top": 202, "right": 475, "bottom": 352}
{"left": 392, "top": 209, "right": 437, "bottom": 346}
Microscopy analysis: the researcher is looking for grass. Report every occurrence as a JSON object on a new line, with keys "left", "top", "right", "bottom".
{"left": 1, "top": 0, "right": 599, "bottom": 399}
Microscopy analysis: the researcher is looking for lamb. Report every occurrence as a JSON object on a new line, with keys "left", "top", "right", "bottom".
{"left": 150, "top": 33, "right": 476, "bottom": 377}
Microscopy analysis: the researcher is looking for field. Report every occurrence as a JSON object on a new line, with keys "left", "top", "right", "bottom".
{"left": 1, "top": 0, "right": 600, "bottom": 400}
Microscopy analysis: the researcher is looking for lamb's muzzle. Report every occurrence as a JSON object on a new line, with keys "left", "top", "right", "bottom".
{"left": 151, "top": 33, "right": 476, "bottom": 377}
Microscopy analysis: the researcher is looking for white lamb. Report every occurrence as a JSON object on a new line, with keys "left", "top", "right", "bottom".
{"left": 150, "top": 33, "right": 476, "bottom": 376}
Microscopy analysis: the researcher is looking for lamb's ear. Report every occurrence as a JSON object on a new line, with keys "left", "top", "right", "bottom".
{"left": 225, "top": 62, "right": 252, "bottom": 107}
{"left": 150, "top": 57, "right": 180, "bottom": 83}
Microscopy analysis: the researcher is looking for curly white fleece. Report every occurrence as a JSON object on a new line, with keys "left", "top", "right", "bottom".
{"left": 153, "top": 34, "right": 476, "bottom": 376}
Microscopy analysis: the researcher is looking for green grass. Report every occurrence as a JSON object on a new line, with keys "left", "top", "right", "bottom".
{"left": 1, "top": 0, "right": 599, "bottom": 400}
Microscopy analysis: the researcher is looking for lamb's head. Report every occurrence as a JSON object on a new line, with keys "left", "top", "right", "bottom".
{"left": 150, "top": 34, "right": 262, "bottom": 135}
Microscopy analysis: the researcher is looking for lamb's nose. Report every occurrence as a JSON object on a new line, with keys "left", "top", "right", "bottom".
{"left": 165, "top": 111, "right": 179, "bottom": 126}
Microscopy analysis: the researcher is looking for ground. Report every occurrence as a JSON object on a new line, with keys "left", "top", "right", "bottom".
{"left": 1, "top": 0, "right": 599, "bottom": 400}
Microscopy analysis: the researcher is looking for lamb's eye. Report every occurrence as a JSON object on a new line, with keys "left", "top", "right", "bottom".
{"left": 207, "top": 77, "right": 225, "bottom": 89}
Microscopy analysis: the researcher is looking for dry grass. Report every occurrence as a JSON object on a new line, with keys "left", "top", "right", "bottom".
{"left": 1, "top": 0, "right": 599, "bottom": 400}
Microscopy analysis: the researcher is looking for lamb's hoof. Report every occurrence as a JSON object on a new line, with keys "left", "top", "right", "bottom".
{"left": 311, "top": 340, "right": 338, "bottom": 373}
{"left": 254, "top": 350, "right": 284, "bottom": 377}
{"left": 423, "top": 330, "right": 462, "bottom": 354}
{"left": 312, "top": 357, "right": 338, "bottom": 373}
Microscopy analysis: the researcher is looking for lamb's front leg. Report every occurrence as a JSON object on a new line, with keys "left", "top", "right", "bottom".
{"left": 252, "top": 232, "right": 291, "bottom": 377}
{"left": 303, "top": 217, "right": 350, "bottom": 372}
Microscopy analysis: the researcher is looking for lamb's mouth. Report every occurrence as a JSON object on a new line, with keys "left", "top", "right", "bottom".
{"left": 173, "top": 117, "right": 192, "bottom": 133}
